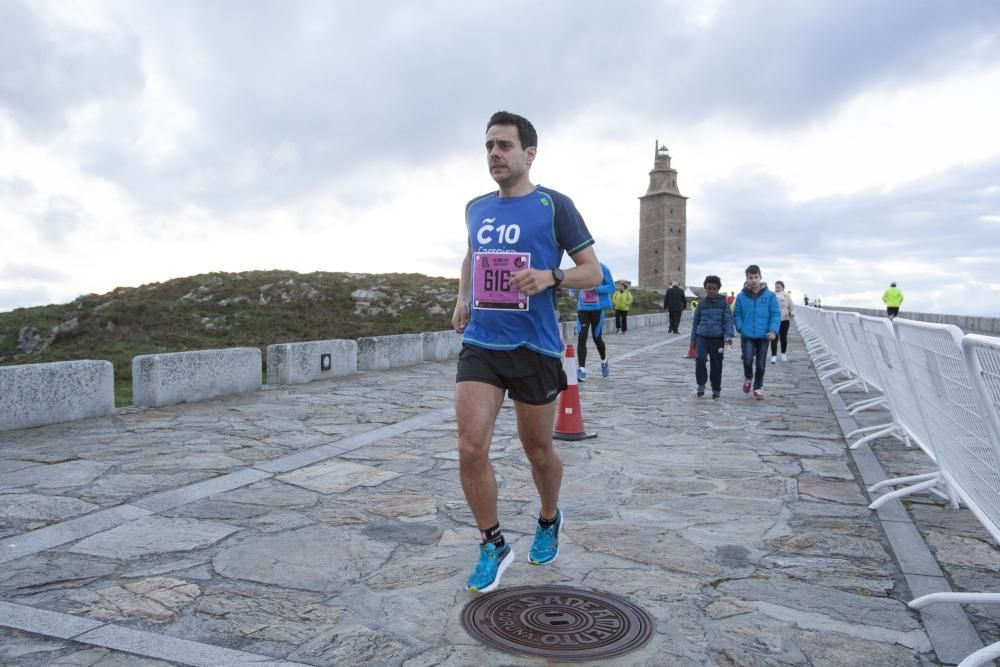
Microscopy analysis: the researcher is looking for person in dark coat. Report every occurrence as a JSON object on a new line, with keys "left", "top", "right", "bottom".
{"left": 690, "top": 275, "right": 734, "bottom": 399}
{"left": 663, "top": 281, "right": 686, "bottom": 334}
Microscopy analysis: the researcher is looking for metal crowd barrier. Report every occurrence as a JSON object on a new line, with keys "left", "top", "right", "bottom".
{"left": 796, "top": 307, "right": 1000, "bottom": 667}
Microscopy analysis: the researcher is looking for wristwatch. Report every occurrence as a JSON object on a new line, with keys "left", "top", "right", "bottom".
{"left": 551, "top": 268, "right": 564, "bottom": 288}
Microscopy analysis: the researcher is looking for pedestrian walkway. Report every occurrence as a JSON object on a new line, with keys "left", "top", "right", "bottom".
{"left": 0, "top": 323, "right": 994, "bottom": 665}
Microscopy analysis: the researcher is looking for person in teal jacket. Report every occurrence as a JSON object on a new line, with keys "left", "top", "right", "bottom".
{"left": 576, "top": 263, "right": 615, "bottom": 380}
{"left": 734, "top": 264, "right": 781, "bottom": 399}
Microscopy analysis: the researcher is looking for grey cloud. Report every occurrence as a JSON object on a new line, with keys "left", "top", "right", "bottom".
{"left": 20, "top": 0, "right": 997, "bottom": 219}
{"left": 0, "top": 177, "right": 35, "bottom": 199}
{"left": 0, "top": 1, "right": 144, "bottom": 134}
{"left": 0, "top": 263, "right": 67, "bottom": 282}
{"left": 665, "top": 1, "right": 1000, "bottom": 128}
{"left": 687, "top": 156, "right": 1000, "bottom": 290}
{"left": 36, "top": 196, "right": 86, "bottom": 243}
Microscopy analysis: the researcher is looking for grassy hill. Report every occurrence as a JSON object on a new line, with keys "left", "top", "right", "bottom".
{"left": 0, "top": 270, "right": 666, "bottom": 406}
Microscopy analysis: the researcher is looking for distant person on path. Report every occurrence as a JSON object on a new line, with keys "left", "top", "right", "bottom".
{"left": 727, "top": 290, "right": 736, "bottom": 311}
{"left": 576, "top": 263, "right": 615, "bottom": 380}
{"left": 883, "top": 282, "right": 904, "bottom": 319}
{"left": 734, "top": 264, "right": 781, "bottom": 400}
{"left": 452, "top": 111, "right": 602, "bottom": 592}
{"left": 664, "top": 281, "right": 686, "bottom": 333}
{"left": 770, "top": 280, "right": 795, "bottom": 363}
{"left": 691, "top": 275, "right": 734, "bottom": 399}
{"left": 611, "top": 282, "right": 633, "bottom": 334}
{"left": 803, "top": 294, "right": 809, "bottom": 306}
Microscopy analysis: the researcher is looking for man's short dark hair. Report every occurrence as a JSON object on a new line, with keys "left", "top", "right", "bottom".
{"left": 487, "top": 111, "right": 538, "bottom": 149}
{"left": 745, "top": 264, "right": 761, "bottom": 276}
{"left": 704, "top": 275, "right": 722, "bottom": 288}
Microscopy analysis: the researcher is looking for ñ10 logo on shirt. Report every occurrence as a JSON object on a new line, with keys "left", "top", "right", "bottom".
{"left": 477, "top": 220, "right": 521, "bottom": 245}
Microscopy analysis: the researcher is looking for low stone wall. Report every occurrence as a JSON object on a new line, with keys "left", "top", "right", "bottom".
{"left": 133, "top": 348, "right": 261, "bottom": 408}
{"left": 266, "top": 340, "right": 358, "bottom": 385}
{"left": 357, "top": 334, "right": 424, "bottom": 371}
{"left": 823, "top": 306, "right": 1000, "bottom": 334}
{"left": 0, "top": 360, "right": 114, "bottom": 431}
{"left": 422, "top": 330, "right": 463, "bottom": 362}
{"left": 6, "top": 310, "right": 684, "bottom": 430}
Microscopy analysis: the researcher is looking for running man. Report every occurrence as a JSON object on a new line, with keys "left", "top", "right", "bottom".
{"left": 575, "top": 262, "right": 615, "bottom": 380}
{"left": 452, "top": 111, "right": 602, "bottom": 592}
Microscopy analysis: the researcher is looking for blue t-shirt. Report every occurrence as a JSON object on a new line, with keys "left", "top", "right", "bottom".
{"left": 577, "top": 263, "right": 615, "bottom": 311}
{"left": 463, "top": 186, "right": 594, "bottom": 358}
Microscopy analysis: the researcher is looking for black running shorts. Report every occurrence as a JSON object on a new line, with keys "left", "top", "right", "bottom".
{"left": 456, "top": 344, "right": 567, "bottom": 405}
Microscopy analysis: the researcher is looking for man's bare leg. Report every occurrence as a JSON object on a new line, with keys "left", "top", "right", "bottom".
{"left": 456, "top": 381, "right": 506, "bottom": 530}
{"left": 514, "top": 399, "right": 562, "bottom": 519}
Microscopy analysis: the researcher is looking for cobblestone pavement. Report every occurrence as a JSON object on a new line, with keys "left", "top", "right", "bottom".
{"left": 0, "top": 322, "right": 993, "bottom": 665}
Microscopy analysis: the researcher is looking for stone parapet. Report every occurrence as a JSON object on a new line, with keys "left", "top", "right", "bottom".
{"left": 357, "top": 334, "right": 424, "bottom": 371}
{"left": 266, "top": 340, "right": 358, "bottom": 385}
{"left": 422, "top": 331, "right": 463, "bottom": 362}
{"left": 0, "top": 360, "right": 114, "bottom": 431}
{"left": 132, "top": 348, "right": 261, "bottom": 408}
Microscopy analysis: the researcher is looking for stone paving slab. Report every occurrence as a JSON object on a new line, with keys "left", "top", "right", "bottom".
{"left": 0, "top": 323, "right": 992, "bottom": 665}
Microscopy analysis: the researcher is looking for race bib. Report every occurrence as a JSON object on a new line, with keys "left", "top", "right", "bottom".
{"left": 581, "top": 289, "right": 599, "bottom": 305}
{"left": 472, "top": 252, "right": 530, "bottom": 311}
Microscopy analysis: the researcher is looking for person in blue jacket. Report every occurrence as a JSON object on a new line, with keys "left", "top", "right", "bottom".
{"left": 690, "top": 275, "right": 734, "bottom": 399}
{"left": 734, "top": 264, "right": 781, "bottom": 399}
{"left": 576, "top": 262, "right": 615, "bottom": 380}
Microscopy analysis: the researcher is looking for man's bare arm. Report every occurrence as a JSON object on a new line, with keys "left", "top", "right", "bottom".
{"left": 510, "top": 245, "right": 602, "bottom": 296}
{"left": 452, "top": 246, "right": 472, "bottom": 332}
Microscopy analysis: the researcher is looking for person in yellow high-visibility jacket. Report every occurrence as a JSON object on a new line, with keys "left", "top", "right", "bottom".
{"left": 882, "top": 282, "right": 904, "bottom": 320}
{"left": 611, "top": 282, "right": 634, "bottom": 334}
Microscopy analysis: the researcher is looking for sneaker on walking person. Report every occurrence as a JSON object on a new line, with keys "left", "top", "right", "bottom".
{"left": 743, "top": 379, "right": 752, "bottom": 394}
{"left": 601, "top": 360, "right": 610, "bottom": 377}
{"left": 696, "top": 385, "right": 705, "bottom": 397}
{"left": 753, "top": 389, "right": 764, "bottom": 400}
{"left": 467, "top": 541, "right": 515, "bottom": 592}
{"left": 770, "top": 355, "right": 777, "bottom": 363}
{"left": 781, "top": 353, "right": 788, "bottom": 362}
{"left": 712, "top": 391, "right": 720, "bottom": 399}
{"left": 529, "top": 509, "right": 563, "bottom": 565}
{"left": 577, "top": 367, "right": 587, "bottom": 382}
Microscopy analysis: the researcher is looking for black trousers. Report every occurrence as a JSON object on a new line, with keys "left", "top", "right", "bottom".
{"left": 668, "top": 309, "right": 682, "bottom": 333}
{"left": 695, "top": 336, "right": 724, "bottom": 392}
{"left": 614, "top": 309, "right": 628, "bottom": 332}
{"left": 577, "top": 310, "right": 606, "bottom": 368}
{"left": 770, "top": 320, "right": 790, "bottom": 355}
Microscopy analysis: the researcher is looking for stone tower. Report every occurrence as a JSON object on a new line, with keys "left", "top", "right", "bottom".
{"left": 638, "top": 142, "right": 688, "bottom": 289}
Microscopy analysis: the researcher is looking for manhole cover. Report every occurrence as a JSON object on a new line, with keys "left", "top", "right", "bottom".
{"left": 460, "top": 585, "right": 655, "bottom": 661}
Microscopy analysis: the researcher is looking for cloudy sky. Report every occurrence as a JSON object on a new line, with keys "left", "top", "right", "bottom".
{"left": 2, "top": 0, "right": 999, "bottom": 316}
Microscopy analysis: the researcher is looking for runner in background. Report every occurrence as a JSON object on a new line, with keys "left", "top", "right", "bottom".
{"left": 576, "top": 263, "right": 615, "bottom": 381}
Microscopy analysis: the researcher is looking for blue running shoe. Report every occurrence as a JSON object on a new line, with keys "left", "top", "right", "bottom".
{"left": 601, "top": 361, "right": 610, "bottom": 378}
{"left": 467, "top": 541, "right": 514, "bottom": 593}
{"left": 577, "top": 367, "right": 587, "bottom": 382}
{"left": 529, "top": 509, "right": 563, "bottom": 565}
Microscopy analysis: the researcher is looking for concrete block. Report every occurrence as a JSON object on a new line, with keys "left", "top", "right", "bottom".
{"left": 357, "top": 334, "right": 423, "bottom": 371}
{"left": 0, "top": 360, "right": 114, "bottom": 431}
{"left": 560, "top": 320, "right": 576, "bottom": 342}
{"left": 132, "top": 348, "right": 261, "bottom": 408}
{"left": 422, "top": 330, "right": 463, "bottom": 362}
{"left": 266, "top": 339, "right": 357, "bottom": 385}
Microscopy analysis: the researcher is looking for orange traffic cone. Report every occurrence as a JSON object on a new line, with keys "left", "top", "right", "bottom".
{"left": 684, "top": 340, "right": 697, "bottom": 358}
{"left": 553, "top": 343, "right": 597, "bottom": 441}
